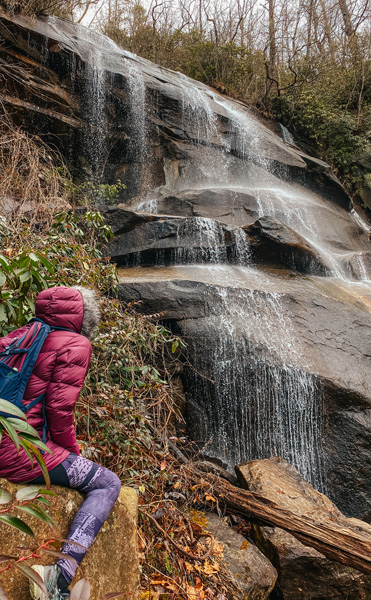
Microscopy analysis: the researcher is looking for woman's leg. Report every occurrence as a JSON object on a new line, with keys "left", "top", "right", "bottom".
{"left": 31, "top": 454, "right": 121, "bottom": 587}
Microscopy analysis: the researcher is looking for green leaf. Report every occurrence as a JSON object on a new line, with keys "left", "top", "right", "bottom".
{"left": 0, "top": 417, "right": 20, "bottom": 453}
{"left": 0, "top": 272, "right": 6, "bottom": 287}
{"left": 19, "top": 439, "right": 34, "bottom": 466}
{"left": 15, "top": 486, "right": 43, "bottom": 502}
{"left": 18, "top": 505, "right": 56, "bottom": 529}
{"left": 13, "top": 563, "right": 47, "bottom": 597}
{"left": 0, "top": 400, "right": 26, "bottom": 420}
{"left": 20, "top": 440, "right": 50, "bottom": 489}
{"left": 18, "top": 432, "right": 52, "bottom": 454}
{"left": 0, "top": 305, "right": 6, "bottom": 322}
{"left": 36, "top": 489, "right": 56, "bottom": 497}
{"left": 0, "top": 255, "right": 9, "bottom": 269}
{"left": 19, "top": 270, "right": 31, "bottom": 284}
{"left": 38, "top": 254, "right": 56, "bottom": 274}
{"left": 5, "top": 302, "right": 16, "bottom": 320}
{"left": 15, "top": 254, "right": 30, "bottom": 269}
{"left": 25, "top": 298, "right": 35, "bottom": 312}
{"left": 34, "top": 497, "right": 51, "bottom": 506}
{"left": 7, "top": 418, "right": 40, "bottom": 437}
{"left": 70, "top": 578, "right": 91, "bottom": 600}
{"left": 29, "top": 253, "right": 39, "bottom": 263}
{"left": 0, "top": 515, "right": 34, "bottom": 537}
{"left": 0, "top": 488, "right": 12, "bottom": 505}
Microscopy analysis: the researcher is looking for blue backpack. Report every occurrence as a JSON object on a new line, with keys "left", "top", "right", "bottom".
{"left": 0, "top": 317, "right": 72, "bottom": 443}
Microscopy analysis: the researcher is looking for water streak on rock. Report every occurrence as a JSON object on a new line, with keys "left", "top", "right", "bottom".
{"left": 186, "top": 285, "right": 326, "bottom": 491}
{"left": 82, "top": 51, "right": 107, "bottom": 181}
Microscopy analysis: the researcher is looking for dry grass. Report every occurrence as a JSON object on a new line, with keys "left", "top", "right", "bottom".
{"left": 0, "top": 1, "right": 73, "bottom": 17}
{"left": 0, "top": 106, "right": 70, "bottom": 234}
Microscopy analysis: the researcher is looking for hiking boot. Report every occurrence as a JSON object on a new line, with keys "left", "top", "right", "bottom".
{"left": 30, "top": 564, "right": 70, "bottom": 600}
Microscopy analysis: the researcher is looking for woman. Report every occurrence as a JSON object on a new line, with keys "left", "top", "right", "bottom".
{"left": 0, "top": 286, "right": 121, "bottom": 600}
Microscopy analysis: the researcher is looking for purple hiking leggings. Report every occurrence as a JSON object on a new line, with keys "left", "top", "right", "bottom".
{"left": 32, "top": 454, "right": 121, "bottom": 584}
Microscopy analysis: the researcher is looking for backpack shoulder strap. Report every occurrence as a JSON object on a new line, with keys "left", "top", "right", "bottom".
{"left": 30, "top": 317, "right": 76, "bottom": 335}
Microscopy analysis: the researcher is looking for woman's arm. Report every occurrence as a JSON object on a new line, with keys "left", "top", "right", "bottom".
{"left": 44, "top": 336, "right": 92, "bottom": 454}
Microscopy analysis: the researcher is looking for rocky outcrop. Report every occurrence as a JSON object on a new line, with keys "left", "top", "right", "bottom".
{"left": 117, "top": 270, "right": 371, "bottom": 519}
{"left": 203, "top": 512, "right": 277, "bottom": 599}
{"left": 244, "top": 216, "right": 329, "bottom": 275}
{"left": 0, "top": 479, "right": 139, "bottom": 600}
{"left": 0, "top": 7, "right": 350, "bottom": 208}
{"left": 236, "top": 457, "right": 371, "bottom": 599}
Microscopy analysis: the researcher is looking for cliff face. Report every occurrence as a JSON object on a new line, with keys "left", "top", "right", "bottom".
{"left": 1, "top": 9, "right": 371, "bottom": 521}
{"left": 0, "top": 8, "right": 350, "bottom": 205}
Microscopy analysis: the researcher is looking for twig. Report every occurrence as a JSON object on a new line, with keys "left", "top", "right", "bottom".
{"left": 139, "top": 508, "right": 214, "bottom": 562}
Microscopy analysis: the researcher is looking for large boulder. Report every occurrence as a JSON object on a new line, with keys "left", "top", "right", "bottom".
{"left": 236, "top": 457, "right": 371, "bottom": 599}
{"left": 0, "top": 479, "right": 139, "bottom": 600}
{"left": 256, "top": 526, "right": 371, "bottom": 600}
{"left": 203, "top": 512, "right": 277, "bottom": 599}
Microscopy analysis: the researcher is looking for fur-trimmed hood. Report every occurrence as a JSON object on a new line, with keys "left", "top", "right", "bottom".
{"left": 72, "top": 286, "right": 101, "bottom": 339}
{"left": 35, "top": 286, "right": 100, "bottom": 339}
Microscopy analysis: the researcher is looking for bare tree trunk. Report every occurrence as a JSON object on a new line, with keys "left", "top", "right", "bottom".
{"left": 337, "top": 0, "right": 360, "bottom": 59}
{"left": 268, "top": 0, "right": 277, "bottom": 77}
{"left": 319, "top": 0, "right": 336, "bottom": 60}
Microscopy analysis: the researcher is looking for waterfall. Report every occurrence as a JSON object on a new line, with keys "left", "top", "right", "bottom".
{"left": 211, "top": 93, "right": 271, "bottom": 171}
{"left": 180, "top": 76, "right": 217, "bottom": 142}
{"left": 82, "top": 52, "right": 107, "bottom": 180}
{"left": 174, "top": 218, "right": 227, "bottom": 264}
{"left": 279, "top": 123, "right": 297, "bottom": 147}
{"left": 185, "top": 286, "right": 326, "bottom": 491}
{"left": 135, "top": 198, "right": 158, "bottom": 213}
{"left": 126, "top": 62, "right": 148, "bottom": 193}
{"left": 127, "top": 63, "right": 146, "bottom": 160}
{"left": 121, "top": 217, "right": 250, "bottom": 267}
{"left": 106, "top": 50, "right": 370, "bottom": 492}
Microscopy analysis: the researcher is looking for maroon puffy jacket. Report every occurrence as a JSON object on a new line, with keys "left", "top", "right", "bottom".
{"left": 0, "top": 287, "right": 92, "bottom": 482}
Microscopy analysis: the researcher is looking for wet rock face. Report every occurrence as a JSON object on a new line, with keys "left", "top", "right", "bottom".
{"left": 0, "top": 8, "right": 349, "bottom": 206}
{"left": 244, "top": 216, "right": 330, "bottom": 275}
{"left": 0, "top": 479, "right": 139, "bottom": 600}
{"left": 117, "top": 274, "right": 371, "bottom": 519}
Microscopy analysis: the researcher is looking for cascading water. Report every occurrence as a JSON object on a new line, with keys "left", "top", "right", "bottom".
{"left": 120, "top": 217, "right": 250, "bottom": 267}
{"left": 174, "top": 218, "right": 228, "bottom": 264}
{"left": 116, "top": 64, "right": 370, "bottom": 490}
{"left": 70, "top": 31, "right": 370, "bottom": 491}
{"left": 81, "top": 51, "right": 107, "bottom": 180}
{"left": 185, "top": 285, "right": 325, "bottom": 490}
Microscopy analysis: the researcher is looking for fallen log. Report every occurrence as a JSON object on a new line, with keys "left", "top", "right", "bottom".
{"left": 182, "top": 459, "right": 371, "bottom": 575}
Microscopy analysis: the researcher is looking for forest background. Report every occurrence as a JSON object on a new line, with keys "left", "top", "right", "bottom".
{"left": 3, "top": 0, "right": 371, "bottom": 196}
